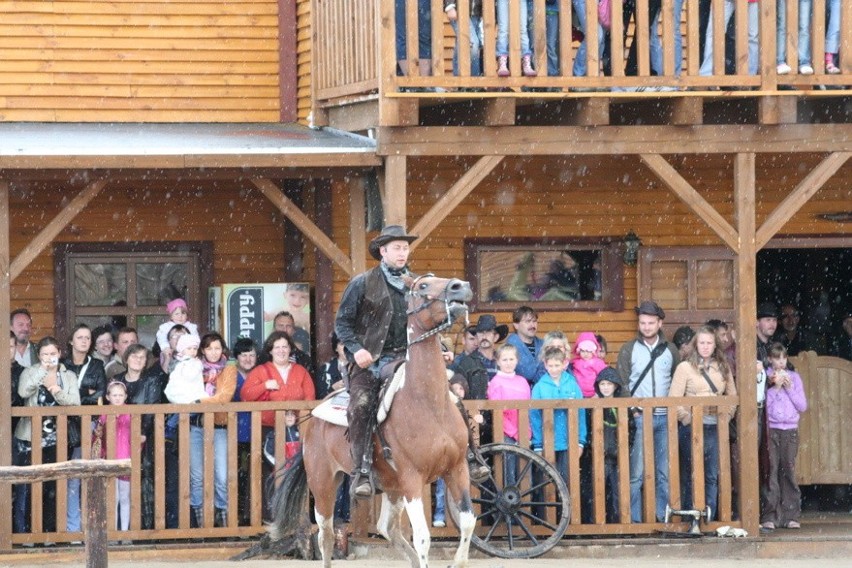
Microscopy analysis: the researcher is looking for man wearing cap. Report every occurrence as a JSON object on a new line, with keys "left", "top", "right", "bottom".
{"left": 454, "top": 314, "right": 508, "bottom": 400}
{"left": 616, "top": 300, "right": 679, "bottom": 523}
{"left": 772, "top": 303, "right": 816, "bottom": 356}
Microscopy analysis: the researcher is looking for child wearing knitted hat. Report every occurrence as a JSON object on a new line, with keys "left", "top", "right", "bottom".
{"left": 164, "top": 334, "right": 207, "bottom": 404}
{"left": 155, "top": 298, "right": 200, "bottom": 353}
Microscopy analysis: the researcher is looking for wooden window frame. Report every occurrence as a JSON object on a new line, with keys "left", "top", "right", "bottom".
{"left": 53, "top": 242, "right": 214, "bottom": 342}
{"left": 638, "top": 246, "right": 736, "bottom": 327}
{"left": 464, "top": 237, "right": 624, "bottom": 313}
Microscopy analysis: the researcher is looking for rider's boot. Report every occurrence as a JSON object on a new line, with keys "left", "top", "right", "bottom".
{"left": 348, "top": 384, "right": 377, "bottom": 499}
{"left": 455, "top": 398, "right": 491, "bottom": 483}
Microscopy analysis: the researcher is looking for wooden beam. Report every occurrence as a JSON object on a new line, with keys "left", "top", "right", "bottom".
{"left": 639, "top": 154, "right": 740, "bottom": 252}
{"left": 349, "top": 176, "right": 367, "bottom": 275}
{"left": 377, "top": 124, "right": 852, "bottom": 155}
{"left": 10, "top": 179, "right": 107, "bottom": 281}
{"left": 0, "top": 179, "right": 10, "bottom": 551}
{"left": 382, "top": 155, "right": 407, "bottom": 227}
{"left": 669, "top": 98, "right": 704, "bottom": 126}
{"left": 758, "top": 96, "right": 798, "bottom": 125}
{"left": 410, "top": 156, "right": 504, "bottom": 250}
{"left": 482, "top": 98, "right": 517, "bottom": 126}
{"left": 756, "top": 152, "right": 851, "bottom": 249}
{"left": 733, "top": 152, "right": 759, "bottom": 537}
{"left": 314, "top": 179, "right": 334, "bottom": 365}
{"left": 251, "top": 178, "right": 354, "bottom": 276}
{"left": 570, "top": 98, "right": 611, "bottom": 126}
{"left": 283, "top": 180, "right": 305, "bottom": 281}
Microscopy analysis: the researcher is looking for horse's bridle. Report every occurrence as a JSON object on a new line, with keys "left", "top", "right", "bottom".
{"left": 406, "top": 273, "right": 467, "bottom": 346}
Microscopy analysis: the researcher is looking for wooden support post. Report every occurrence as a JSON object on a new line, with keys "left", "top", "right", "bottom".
{"left": 86, "top": 476, "right": 108, "bottom": 568}
{"left": 0, "top": 180, "right": 10, "bottom": 551}
{"left": 314, "top": 178, "right": 334, "bottom": 365}
{"left": 640, "top": 154, "right": 739, "bottom": 250}
{"left": 758, "top": 96, "right": 798, "bottom": 125}
{"left": 350, "top": 176, "right": 367, "bottom": 275}
{"left": 571, "top": 98, "right": 611, "bottom": 126}
{"left": 283, "top": 180, "right": 305, "bottom": 282}
{"left": 482, "top": 98, "right": 517, "bottom": 126}
{"left": 756, "top": 152, "right": 851, "bottom": 249}
{"left": 669, "top": 98, "right": 704, "bottom": 126}
{"left": 382, "top": 155, "right": 408, "bottom": 227}
{"left": 10, "top": 179, "right": 107, "bottom": 281}
{"left": 252, "top": 178, "right": 354, "bottom": 276}
{"left": 410, "top": 155, "right": 504, "bottom": 249}
{"left": 734, "top": 152, "right": 759, "bottom": 537}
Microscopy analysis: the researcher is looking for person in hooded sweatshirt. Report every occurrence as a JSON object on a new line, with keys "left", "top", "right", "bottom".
{"left": 595, "top": 366, "right": 624, "bottom": 523}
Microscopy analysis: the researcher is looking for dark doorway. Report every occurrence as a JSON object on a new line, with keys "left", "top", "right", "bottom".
{"left": 757, "top": 246, "right": 851, "bottom": 355}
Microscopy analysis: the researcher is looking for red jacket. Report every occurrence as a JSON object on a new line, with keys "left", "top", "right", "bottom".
{"left": 240, "top": 362, "right": 315, "bottom": 427}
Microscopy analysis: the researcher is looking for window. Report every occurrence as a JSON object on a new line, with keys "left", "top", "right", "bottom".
{"left": 54, "top": 242, "right": 213, "bottom": 346}
{"left": 638, "top": 246, "right": 736, "bottom": 329}
{"left": 464, "top": 238, "right": 624, "bottom": 312}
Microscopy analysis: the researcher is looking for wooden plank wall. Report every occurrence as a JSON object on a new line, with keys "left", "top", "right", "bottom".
{"left": 328, "top": 154, "right": 852, "bottom": 364}
{"left": 9, "top": 178, "right": 286, "bottom": 338}
{"left": 0, "top": 1, "right": 281, "bottom": 122}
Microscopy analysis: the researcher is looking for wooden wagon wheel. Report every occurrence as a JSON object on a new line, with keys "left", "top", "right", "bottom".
{"left": 447, "top": 443, "right": 571, "bottom": 559}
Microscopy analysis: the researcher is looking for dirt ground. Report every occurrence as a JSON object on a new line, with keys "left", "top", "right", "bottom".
{"left": 5, "top": 559, "right": 851, "bottom": 568}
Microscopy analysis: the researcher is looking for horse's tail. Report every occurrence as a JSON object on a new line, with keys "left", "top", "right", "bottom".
{"left": 266, "top": 450, "right": 309, "bottom": 541}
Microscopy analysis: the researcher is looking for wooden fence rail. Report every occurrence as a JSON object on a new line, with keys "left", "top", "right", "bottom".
{"left": 3, "top": 352, "right": 847, "bottom": 547}
{"left": 0, "top": 459, "right": 131, "bottom": 568}
{"left": 312, "top": 0, "right": 852, "bottom": 104}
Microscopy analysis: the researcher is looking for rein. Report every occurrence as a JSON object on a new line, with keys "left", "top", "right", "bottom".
{"left": 406, "top": 274, "right": 464, "bottom": 347}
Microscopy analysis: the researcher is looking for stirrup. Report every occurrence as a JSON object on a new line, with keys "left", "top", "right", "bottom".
{"left": 350, "top": 468, "right": 375, "bottom": 500}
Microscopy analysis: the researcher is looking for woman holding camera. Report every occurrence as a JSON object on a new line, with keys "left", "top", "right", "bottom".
{"left": 13, "top": 336, "right": 81, "bottom": 535}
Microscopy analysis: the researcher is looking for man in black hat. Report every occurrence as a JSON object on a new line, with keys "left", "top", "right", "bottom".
{"left": 616, "top": 300, "right": 679, "bottom": 523}
{"left": 335, "top": 225, "right": 418, "bottom": 498}
{"left": 454, "top": 314, "right": 508, "bottom": 400}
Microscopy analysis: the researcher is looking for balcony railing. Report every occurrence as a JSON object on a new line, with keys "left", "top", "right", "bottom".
{"left": 312, "top": 0, "right": 852, "bottom": 109}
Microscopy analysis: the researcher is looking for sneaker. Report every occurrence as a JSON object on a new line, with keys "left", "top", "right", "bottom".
{"left": 785, "top": 520, "right": 801, "bottom": 529}
{"left": 826, "top": 61, "right": 841, "bottom": 74}
{"left": 760, "top": 521, "right": 776, "bottom": 531}
{"left": 468, "top": 461, "right": 491, "bottom": 483}
{"left": 497, "top": 56, "right": 510, "bottom": 77}
{"left": 522, "top": 55, "right": 537, "bottom": 77}
{"left": 777, "top": 63, "right": 792, "bottom": 75}
{"left": 799, "top": 64, "right": 814, "bottom": 75}
{"left": 432, "top": 519, "right": 446, "bottom": 528}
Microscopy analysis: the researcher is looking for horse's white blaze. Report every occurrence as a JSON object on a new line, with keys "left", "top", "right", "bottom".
{"left": 453, "top": 509, "right": 476, "bottom": 567}
{"left": 403, "top": 496, "right": 431, "bottom": 568}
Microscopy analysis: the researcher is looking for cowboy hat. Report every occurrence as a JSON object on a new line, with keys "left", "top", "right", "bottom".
{"left": 368, "top": 225, "right": 418, "bottom": 261}
{"left": 473, "top": 314, "right": 509, "bottom": 343}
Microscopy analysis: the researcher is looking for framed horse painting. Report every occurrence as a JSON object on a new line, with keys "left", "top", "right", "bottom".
{"left": 464, "top": 237, "right": 625, "bottom": 312}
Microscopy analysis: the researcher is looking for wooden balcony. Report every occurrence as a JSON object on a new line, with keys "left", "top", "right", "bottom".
{"left": 311, "top": 0, "right": 852, "bottom": 129}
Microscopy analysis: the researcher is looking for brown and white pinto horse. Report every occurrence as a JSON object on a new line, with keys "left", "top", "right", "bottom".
{"left": 268, "top": 273, "right": 477, "bottom": 568}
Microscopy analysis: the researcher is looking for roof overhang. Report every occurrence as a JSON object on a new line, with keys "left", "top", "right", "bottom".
{"left": 0, "top": 123, "right": 380, "bottom": 170}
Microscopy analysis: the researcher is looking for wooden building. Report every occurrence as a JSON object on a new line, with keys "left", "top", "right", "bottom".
{"left": 0, "top": 0, "right": 850, "bottom": 548}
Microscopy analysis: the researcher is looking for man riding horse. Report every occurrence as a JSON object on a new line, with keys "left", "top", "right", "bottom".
{"left": 335, "top": 225, "right": 491, "bottom": 498}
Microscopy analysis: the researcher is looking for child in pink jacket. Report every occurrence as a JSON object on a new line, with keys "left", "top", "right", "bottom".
{"left": 571, "top": 332, "right": 608, "bottom": 398}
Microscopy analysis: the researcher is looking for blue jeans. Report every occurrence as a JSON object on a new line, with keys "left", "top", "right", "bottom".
{"left": 395, "top": 0, "right": 433, "bottom": 61}
{"left": 571, "top": 0, "right": 605, "bottom": 77}
{"left": 826, "top": 0, "right": 840, "bottom": 54}
{"left": 433, "top": 477, "right": 446, "bottom": 522}
{"left": 777, "top": 0, "right": 812, "bottom": 65}
{"left": 497, "top": 0, "right": 531, "bottom": 57}
{"left": 629, "top": 413, "right": 669, "bottom": 522}
{"left": 67, "top": 446, "right": 82, "bottom": 532}
{"left": 190, "top": 425, "right": 229, "bottom": 509}
{"left": 650, "top": 0, "right": 685, "bottom": 75}
{"left": 699, "top": 0, "right": 759, "bottom": 75}
{"left": 451, "top": 17, "right": 484, "bottom": 76}
{"left": 503, "top": 435, "right": 519, "bottom": 486}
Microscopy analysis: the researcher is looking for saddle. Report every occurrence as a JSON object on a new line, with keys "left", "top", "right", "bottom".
{"left": 311, "top": 361, "right": 456, "bottom": 427}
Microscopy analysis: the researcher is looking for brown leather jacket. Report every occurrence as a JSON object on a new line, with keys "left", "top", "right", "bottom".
{"left": 335, "top": 266, "right": 403, "bottom": 361}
